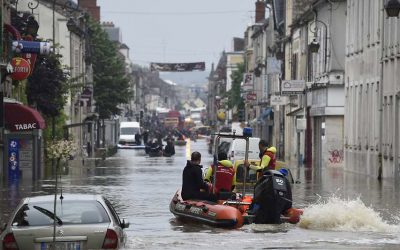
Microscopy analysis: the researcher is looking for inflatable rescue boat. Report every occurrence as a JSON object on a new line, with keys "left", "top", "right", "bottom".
{"left": 170, "top": 170, "right": 303, "bottom": 228}
{"left": 170, "top": 190, "right": 244, "bottom": 228}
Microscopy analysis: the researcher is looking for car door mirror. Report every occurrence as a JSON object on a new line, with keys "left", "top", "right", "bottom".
{"left": 121, "top": 219, "right": 130, "bottom": 229}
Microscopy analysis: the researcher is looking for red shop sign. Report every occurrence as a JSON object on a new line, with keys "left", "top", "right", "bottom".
{"left": 10, "top": 57, "right": 31, "bottom": 81}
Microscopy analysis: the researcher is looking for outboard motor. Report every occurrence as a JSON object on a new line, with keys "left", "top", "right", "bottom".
{"left": 252, "top": 170, "right": 292, "bottom": 224}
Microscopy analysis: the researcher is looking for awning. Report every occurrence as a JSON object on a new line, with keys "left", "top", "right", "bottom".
{"left": 5, "top": 102, "right": 46, "bottom": 132}
{"left": 286, "top": 107, "right": 304, "bottom": 117}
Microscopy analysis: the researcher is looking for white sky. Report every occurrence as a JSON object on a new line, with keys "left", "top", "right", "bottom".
{"left": 97, "top": 0, "right": 256, "bottom": 72}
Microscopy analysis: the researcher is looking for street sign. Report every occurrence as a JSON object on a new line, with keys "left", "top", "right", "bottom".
{"left": 242, "top": 73, "right": 253, "bottom": 92}
{"left": 246, "top": 92, "right": 257, "bottom": 101}
{"left": 266, "top": 57, "right": 281, "bottom": 74}
{"left": 10, "top": 57, "right": 30, "bottom": 81}
{"left": 12, "top": 40, "right": 51, "bottom": 55}
{"left": 270, "top": 95, "right": 289, "bottom": 106}
{"left": 281, "top": 80, "right": 305, "bottom": 95}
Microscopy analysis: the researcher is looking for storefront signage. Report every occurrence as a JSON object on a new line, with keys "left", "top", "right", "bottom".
{"left": 266, "top": 57, "right": 282, "bottom": 74}
{"left": 10, "top": 57, "right": 31, "bottom": 80}
{"left": 281, "top": 80, "right": 305, "bottom": 95}
{"left": 8, "top": 139, "right": 20, "bottom": 180}
{"left": 242, "top": 73, "right": 254, "bottom": 92}
{"left": 246, "top": 92, "right": 257, "bottom": 101}
{"left": 271, "top": 95, "right": 289, "bottom": 106}
{"left": 12, "top": 40, "right": 51, "bottom": 55}
{"left": 14, "top": 123, "right": 37, "bottom": 131}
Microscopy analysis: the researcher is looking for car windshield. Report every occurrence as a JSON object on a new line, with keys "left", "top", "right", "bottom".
{"left": 12, "top": 200, "right": 110, "bottom": 226}
{"left": 121, "top": 127, "right": 139, "bottom": 135}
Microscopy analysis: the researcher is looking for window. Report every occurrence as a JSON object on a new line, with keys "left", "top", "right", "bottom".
{"left": 12, "top": 200, "right": 110, "bottom": 226}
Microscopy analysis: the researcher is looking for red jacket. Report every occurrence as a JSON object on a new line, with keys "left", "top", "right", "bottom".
{"left": 206, "top": 160, "right": 235, "bottom": 193}
{"left": 263, "top": 150, "right": 276, "bottom": 170}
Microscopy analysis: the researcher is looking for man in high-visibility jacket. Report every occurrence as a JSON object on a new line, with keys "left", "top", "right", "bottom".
{"left": 204, "top": 152, "right": 236, "bottom": 194}
{"left": 245, "top": 140, "right": 277, "bottom": 177}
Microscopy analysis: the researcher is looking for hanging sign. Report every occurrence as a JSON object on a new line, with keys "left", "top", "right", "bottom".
{"left": 242, "top": 73, "right": 254, "bottom": 92}
{"left": 271, "top": 95, "right": 289, "bottom": 106}
{"left": 281, "top": 80, "right": 305, "bottom": 95}
{"left": 12, "top": 40, "right": 51, "bottom": 55}
{"left": 150, "top": 62, "right": 205, "bottom": 72}
{"left": 10, "top": 57, "right": 31, "bottom": 81}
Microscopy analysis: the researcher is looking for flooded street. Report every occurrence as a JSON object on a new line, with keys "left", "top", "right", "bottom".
{"left": 1, "top": 139, "right": 400, "bottom": 249}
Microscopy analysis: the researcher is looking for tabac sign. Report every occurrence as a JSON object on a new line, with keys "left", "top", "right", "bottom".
{"left": 281, "top": 80, "right": 305, "bottom": 95}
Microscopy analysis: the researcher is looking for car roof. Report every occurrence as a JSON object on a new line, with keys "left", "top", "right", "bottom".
{"left": 24, "top": 193, "right": 104, "bottom": 203}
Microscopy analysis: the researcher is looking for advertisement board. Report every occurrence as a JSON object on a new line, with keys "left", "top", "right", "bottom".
{"left": 281, "top": 80, "right": 305, "bottom": 95}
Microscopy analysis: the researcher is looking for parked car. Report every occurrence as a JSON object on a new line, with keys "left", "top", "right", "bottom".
{"left": 0, "top": 193, "right": 129, "bottom": 250}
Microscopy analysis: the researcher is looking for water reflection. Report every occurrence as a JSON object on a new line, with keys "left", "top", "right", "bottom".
{"left": 1, "top": 140, "right": 400, "bottom": 249}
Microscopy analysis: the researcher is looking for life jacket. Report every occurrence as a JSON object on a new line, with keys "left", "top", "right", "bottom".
{"left": 263, "top": 150, "right": 276, "bottom": 171}
{"left": 212, "top": 160, "right": 235, "bottom": 193}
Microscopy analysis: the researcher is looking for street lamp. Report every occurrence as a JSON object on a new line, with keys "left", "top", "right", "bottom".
{"left": 309, "top": 39, "right": 320, "bottom": 53}
{"left": 384, "top": 0, "right": 400, "bottom": 17}
{"left": 26, "top": 15, "right": 39, "bottom": 37}
{"left": 308, "top": 18, "right": 327, "bottom": 54}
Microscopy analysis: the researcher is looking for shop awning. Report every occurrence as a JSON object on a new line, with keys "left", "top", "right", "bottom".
{"left": 286, "top": 107, "right": 304, "bottom": 117}
{"left": 4, "top": 102, "right": 46, "bottom": 132}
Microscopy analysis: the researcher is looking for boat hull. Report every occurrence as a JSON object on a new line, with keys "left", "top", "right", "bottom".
{"left": 174, "top": 140, "right": 187, "bottom": 146}
{"left": 170, "top": 190, "right": 243, "bottom": 228}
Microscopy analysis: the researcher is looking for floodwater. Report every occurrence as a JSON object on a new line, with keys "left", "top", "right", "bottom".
{"left": 1, "top": 139, "right": 400, "bottom": 249}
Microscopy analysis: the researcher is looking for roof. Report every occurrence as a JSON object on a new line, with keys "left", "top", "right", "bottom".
{"left": 25, "top": 193, "right": 103, "bottom": 203}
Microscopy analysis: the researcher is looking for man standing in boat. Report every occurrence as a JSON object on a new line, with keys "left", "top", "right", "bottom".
{"left": 181, "top": 151, "right": 217, "bottom": 202}
{"left": 204, "top": 152, "right": 236, "bottom": 197}
{"left": 245, "top": 140, "right": 277, "bottom": 179}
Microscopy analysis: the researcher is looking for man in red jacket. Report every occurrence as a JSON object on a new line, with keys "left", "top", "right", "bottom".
{"left": 204, "top": 152, "right": 236, "bottom": 195}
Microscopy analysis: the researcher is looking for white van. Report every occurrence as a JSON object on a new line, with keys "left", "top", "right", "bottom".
{"left": 228, "top": 137, "right": 260, "bottom": 162}
{"left": 118, "top": 122, "right": 144, "bottom": 149}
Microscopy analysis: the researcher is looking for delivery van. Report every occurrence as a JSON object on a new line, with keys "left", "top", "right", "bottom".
{"left": 118, "top": 121, "right": 143, "bottom": 149}
{"left": 228, "top": 137, "right": 260, "bottom": 162}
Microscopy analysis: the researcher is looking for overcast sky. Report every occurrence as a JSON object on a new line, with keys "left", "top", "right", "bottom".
{"left": 97, "top": 0, "right": 256, "bottom": 72}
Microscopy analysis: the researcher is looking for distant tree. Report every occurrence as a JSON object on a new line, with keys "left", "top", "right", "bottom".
{"left": 88, "top": 19, "right": 132, "bottom": 119}
{"left": 227, "top": 62, "right": 245, "bottom": 110}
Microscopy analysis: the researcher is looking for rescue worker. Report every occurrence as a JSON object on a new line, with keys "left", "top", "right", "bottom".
{"left": 204, "top": 152, "right": 236, "bottom": 194}
{"left": 245, "top": 140, "right": 277, "bottom": 178}
{"left": 181, "top": 151, "right": 217, "bottom": 202}
{"left": 163, "top": 138, "right": 175, "bottom": 156}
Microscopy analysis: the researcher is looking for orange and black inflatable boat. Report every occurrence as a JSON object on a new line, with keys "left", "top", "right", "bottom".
{"left": 170, "top": 190, "right": 244, "bottom": 228}
{"left": 170, "top": 170, "right": 304, "bottom": 228}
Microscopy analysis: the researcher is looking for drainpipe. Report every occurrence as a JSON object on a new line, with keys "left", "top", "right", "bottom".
{"left": 377, "top": 4, "right": 385, "bottom": 180}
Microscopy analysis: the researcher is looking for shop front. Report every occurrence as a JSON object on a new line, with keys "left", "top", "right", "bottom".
{"left": 1, "top": 99, "right": 45, "bottom": 183}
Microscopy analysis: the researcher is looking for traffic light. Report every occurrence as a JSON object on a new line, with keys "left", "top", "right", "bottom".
{"left": 140, "top": 110, "right": 144, "bottom": 119}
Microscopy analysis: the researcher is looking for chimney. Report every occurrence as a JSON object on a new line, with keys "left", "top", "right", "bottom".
{"left": 255, "top": 0, "right": 265, "bottom": 23}
{"left": 78, "top": 0, "right": 100, "bottom": 22}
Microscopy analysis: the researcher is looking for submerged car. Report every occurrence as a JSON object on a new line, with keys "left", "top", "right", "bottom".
{"left": 0, "top": 193, "right": 129, "bottom": 250}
